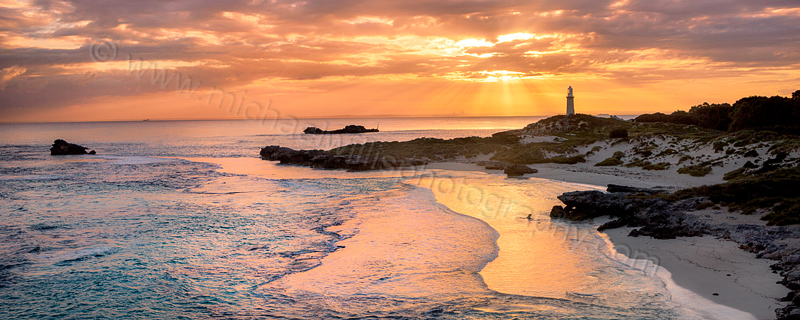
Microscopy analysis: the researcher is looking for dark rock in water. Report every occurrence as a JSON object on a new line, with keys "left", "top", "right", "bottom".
{"left": 504, "top": 164, "right": 537, "bottom": 177}
{"left": 303, "top": 127, "right": 323, "bottom": 134}
{"left": 549, "top": 205, "right": 566, "bottom": 219}
{"left": 259, "top": 146, "right": 328, "bottom": 166}
{"left": 475, "top": 160, "right": 537, "bottom": 177}
{"left": 303, "top": 125, "right": 379, "bottom": 134}
{"left": 597, "top": 217, "right": 630, "bottom": 231}
{"left": 260, "top": 145, "right": 427, "bottom": 171}
{"left": 606, "top": 184, "right": 666, "bottom": 194}
{"left": 50, "top": 139, "right": 95, "bottom": 155}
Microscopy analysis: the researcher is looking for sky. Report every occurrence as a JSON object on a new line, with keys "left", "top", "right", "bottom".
{"left": 0, "top": 0, "right": 799, "bottom": 122}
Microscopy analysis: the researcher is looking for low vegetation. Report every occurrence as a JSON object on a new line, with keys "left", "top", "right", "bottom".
{"left": 668, "top": 167, "right": 800, "bottom": 225}
{"left": 677, "top": 164, "right": 712, "bottom": 177}
{"left": 723, "top": 168, "right": 747, "bottom": 181}
{"left": 595, "top": 157, "right": 623, "bottom": 166}
{"left": 329, "top": 136, "right": 512, "bottom": 160}
{"left": 625, "top": 158, "right": 671, "bottom": 170}
{"left": 609, "top": 128, "right": 628, "bottom": 138}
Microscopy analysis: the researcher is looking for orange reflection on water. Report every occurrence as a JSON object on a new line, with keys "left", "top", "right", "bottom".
{"left": 410, "top": 175, "right": 603, "bottom": 298}
{"left": 178, "top": 157, "right": 425, "bottom": 180}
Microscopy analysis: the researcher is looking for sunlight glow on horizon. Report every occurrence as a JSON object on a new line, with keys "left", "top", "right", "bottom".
{"left": 1, "top": 1, "right": 798, "bottom": 122}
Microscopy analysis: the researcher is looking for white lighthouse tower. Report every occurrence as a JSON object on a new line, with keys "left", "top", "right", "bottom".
{"left": 566, "top": 86, "right": 575, "bottom": 115}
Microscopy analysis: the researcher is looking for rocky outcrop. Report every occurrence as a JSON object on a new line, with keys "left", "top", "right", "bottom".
{"left": 551, "top": 185, "right": 707, "bottom": 239}
{"left": 606, "top": 184, "right": 667, "bottom": 194}
{"left": 260, "top": 146, "right": 426, "bottom": 171}
{"left": 303, "top": 125, "right": 379, "bottom": 134}
{"left": 729, "top": 224, "right": 800, "bottom": 320}
{"left": 50, "top": 139, "right": 95, "bottom": 155}
{"left": 551, "top": 184, "right": 800, "bottom": 319}
{"left": 475, "top": 160, "right": 538, "bottom": 177}
{"left": 503, "top": 164, "right": 538, "bottom": 177}
{"left": 553, "top": 190, "right": 638, "bottom": 221}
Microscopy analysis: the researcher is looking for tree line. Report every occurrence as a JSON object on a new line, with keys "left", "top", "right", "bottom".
{"left": 634, "top": 90, "right": 800, "bottom": 134}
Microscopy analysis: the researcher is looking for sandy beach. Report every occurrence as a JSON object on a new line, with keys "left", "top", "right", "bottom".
{"left": 603, "top": 227, "right": 787, "bottom": 320}
{"left": 427, "top": 161, "right": 789, "bottom": 319}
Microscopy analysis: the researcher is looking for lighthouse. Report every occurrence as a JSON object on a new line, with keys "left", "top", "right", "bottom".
{"left": 566, "top": 86, "right": 575, "bottom": 115}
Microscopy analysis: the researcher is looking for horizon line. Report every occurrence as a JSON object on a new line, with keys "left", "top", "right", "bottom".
{"left": 0, "top": 113, "right": 641, "bottom": 125}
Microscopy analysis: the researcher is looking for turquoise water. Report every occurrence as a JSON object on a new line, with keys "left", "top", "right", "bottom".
{"left": 0, "top": 118, "right": 691, "bottom": 319}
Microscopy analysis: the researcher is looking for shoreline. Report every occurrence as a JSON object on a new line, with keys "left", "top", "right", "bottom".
{"left": 601, "top": 226, "right": 786, "bottom": 320}
{"left": 191, "top": 156, "right": 789, "bottom": 318}
{"left": 426, "top": 162, "right": 788, "bottom": 319}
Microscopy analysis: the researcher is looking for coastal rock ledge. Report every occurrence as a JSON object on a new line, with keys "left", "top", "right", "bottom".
{"left": 551, "top": 187, "right": 708, "bottom": 239}
{"left": 50, "top": 139, "right": 96, "bottom": 155}
{"left": 551, "top": 184, "right": 800, "bottom": 319}
{"left": 476, "top": 160, "right": 538, "bottom": 176}
{"left": 259, "top": 145, "right": 427, "bottom": 171}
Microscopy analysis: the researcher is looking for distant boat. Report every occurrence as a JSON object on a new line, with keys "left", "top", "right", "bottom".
{"left": 142, "top": 119, "right": 150, "bottom": 122}
{"left": 303, "top": 125, "right": 379, "bottom": 134}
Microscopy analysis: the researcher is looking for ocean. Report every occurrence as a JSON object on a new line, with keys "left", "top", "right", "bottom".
{"left": 0, "top": 117, "right": 701, "bottom": 319}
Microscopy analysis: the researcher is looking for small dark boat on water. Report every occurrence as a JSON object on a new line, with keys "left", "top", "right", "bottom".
{"left": 303, "top": 125, "right": 379, "bottom": 134}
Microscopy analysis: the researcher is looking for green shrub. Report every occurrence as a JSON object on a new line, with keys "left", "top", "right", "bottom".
{"left": 543, "top": 155, "right": 586, "bottom": 164}
{"left": 668, "top": 167, "right": 800, "bottom": 225}
{"left": 723, "top": 168, "right": 747, "bottom": 181}
{"left": 595, "top": 157, "right": 623, "bottom": 166}
{"left": 656, "top": 148, "right": 677, "bottom": 157}
{"left": 635, "top": 150, "right": 653, "bottom": 157}
{"left": 677, "top": 164, "right": 712, "bottom": 177}
{"left": 609, "top": 128, "right": 629, "bottom": 139}
{"left": 625, "top": 158, "right": 647, "bottom": 168}
{"left": 696, "top": 201, "right": 714, "bottom": 210}
{"left": 763, "top": 199, "right": 800, "bottom": 225}
{"left": 643, "top": 162, "right": 671, "bottom": 170}
{"left": 713, "top": 141, "right": 728, "bottom": 152}
{"left": 744, "top": 150, "right": 759, "bottom": 157}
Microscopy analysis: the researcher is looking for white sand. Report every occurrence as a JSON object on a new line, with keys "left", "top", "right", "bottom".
{"left": 603, "top": 227, "right": 787, "bottom": 320}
